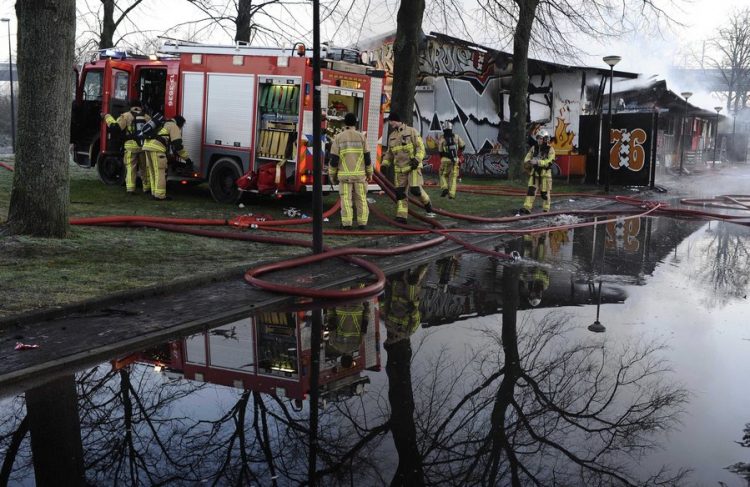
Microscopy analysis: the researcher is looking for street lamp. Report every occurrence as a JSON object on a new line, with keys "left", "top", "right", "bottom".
{"left": 603, "top": 55, "right": 621, "bottom": 193}
{"left": 678, "top": 91, "right": 692, "bottom": 175}
{"left": 713, "top": 106, "right": 722, "bottom": 167}
{"left": 0, "top": 18, "right": 14, "bottom": 154}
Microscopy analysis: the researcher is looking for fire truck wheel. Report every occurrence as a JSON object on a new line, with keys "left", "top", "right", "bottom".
{"left": 97, "top": 154, "right": 125, "bottom": 186}
{"left": 209, "top": 158, "right": 242, "bottom": 204}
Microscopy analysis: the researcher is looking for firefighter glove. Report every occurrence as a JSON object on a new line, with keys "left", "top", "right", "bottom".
{"left": 409, "top": 158, "right": 420, "bottom": 170}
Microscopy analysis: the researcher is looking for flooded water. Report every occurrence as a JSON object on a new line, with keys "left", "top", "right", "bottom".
{"left": 2, "top": 215, "right": 750, "bottom": 486}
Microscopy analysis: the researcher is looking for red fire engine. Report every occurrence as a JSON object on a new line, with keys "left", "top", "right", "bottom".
{"left": 70, "top": 42, "right": 386, "bottom": 203}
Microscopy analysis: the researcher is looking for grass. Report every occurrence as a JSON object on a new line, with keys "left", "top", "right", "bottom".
{"left": 0, "top": 157, "right": 597, "bottom": 318}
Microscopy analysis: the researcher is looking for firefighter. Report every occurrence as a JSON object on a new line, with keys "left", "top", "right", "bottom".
{"left": 328, "top": 113, "right": 373, "bottom": 229}
{"left": 437, "top": 121, "right": 465, "bottom": 199}
{"left": 325, "top": 296, "right": 370, "bottom": 368}
{"left": 103, "top": 100, "right": 151, "bottom": 195}
{"left": 381, "top": 113, "right": 435, "bottom": 224}
{"left": 142, "top": 115, "right": 192, "bottom": 201}
{"left": 521, "top": 234, "right": 550, "bottom": 307}
{"left": 383, "top": 264, "right": 428, "bottom": 345}
{"left": 520, "top": 130, "right": 556, "bottom": 214}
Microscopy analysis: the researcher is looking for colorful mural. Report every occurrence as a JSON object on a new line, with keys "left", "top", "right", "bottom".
{"left": 362, "top": 34, "right": 588, "bottom": 177}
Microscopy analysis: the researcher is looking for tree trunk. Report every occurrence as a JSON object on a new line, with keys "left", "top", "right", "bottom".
{"left": 235, "top": 0, "right": 253, "bottom": 43}
{"left": 5, "top": 0, "right": 74, "bottom": 237}
{"left": 100, "top": 0, "right": 116, "bottom": 48}
{"left": 26, "top": 375, "right": 86, "bottom": 486}
{"left": 390, "top": 0, "right": 425, "bottom": 125}
{"left": 508, "top": 0, "right": 538, "bottom": 180}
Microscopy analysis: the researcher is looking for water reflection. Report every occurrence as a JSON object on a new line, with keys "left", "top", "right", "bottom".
{"left": 4, "top": 216, "right": 750, "bottom": 485}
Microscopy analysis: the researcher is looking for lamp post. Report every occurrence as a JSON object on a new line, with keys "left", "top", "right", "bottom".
{"left": 713, "top": 106, "right": 722, "bottom": 167}
{"left": 0, "top": 18, "right": 15, "bottom": 154}
{"left": 678, "top": 91, "right": 692, "bottom": 175}
{"left": 603, "top": 55, "right": 621, "bottom": 193}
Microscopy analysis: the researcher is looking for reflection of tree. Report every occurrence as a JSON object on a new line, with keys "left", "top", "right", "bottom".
{"left": 727, "top": 423, "right": 750, "bottom": 485}
{"left": 692, "top": 222, "right": 750, "bottom": 308}
{"left": 0, "top": 396, "right": 30, "bottom": 485}
{"left": 78, "top": 364, "right": 203, "bottom": 485}
{"left": 369, "top": 260, "right": 689, "bottom": 486}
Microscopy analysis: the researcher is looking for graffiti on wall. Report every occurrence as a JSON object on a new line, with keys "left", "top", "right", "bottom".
{"left": 364, "top": 35, "right": 573, "bottom": 178}
{"left": 421, "top": 39, "right": 499, "bottom": 88}
{"left": 461, "top": 152, "right": 509, "bottom": 177}
{"left": 552, "top": 102, "right": 576, "bottom": 154}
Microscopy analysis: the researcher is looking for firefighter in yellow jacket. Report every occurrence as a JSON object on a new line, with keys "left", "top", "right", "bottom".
{"left": 325, "top": 296, "right": 370, "bottom": 368}
{"left": 103, "top": 100, "right": 151, "bottom": 195}
{"left": 381, "top": 113, "right": 435, "bottom": 224}
{"left": 437, "top": 121, "right": 465, "bottom": 199}
{"left": 520, "top": 131, "right": 556, "bottom": 214}
{"left": 329, "top": 113, "right": 373, "bottom": 229}
{"left": 383, "top": 264, "right": 428, "bottom": 345}
{"left": 142, "top": 115, "right": 192, "bottom": 201}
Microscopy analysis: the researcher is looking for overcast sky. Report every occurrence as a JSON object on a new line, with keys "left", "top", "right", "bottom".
{"left": 0, "top": 0, "right": 746, "bottom": 110}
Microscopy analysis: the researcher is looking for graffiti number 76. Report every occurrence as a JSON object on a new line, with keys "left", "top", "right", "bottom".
{"left": 609, "top": 128, "right": 647, "bottom": 171}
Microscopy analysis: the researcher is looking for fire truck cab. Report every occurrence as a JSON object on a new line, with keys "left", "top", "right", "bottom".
{"left": 70, "top": 43, "right": 386, "bottom": 204}
{"left": 70, "top": 48, "right": 179, "bottom": 186}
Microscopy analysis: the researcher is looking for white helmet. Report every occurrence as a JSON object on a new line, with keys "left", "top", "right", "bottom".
{"left": 538, "top": 130, "right": 550, "bottom": 139}
{"left": 441, "top": 121, "right": 453, "bottom": 131}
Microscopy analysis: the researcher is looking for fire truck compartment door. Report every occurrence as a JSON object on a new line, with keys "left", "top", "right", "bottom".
{"left": 206, "top": 73, "right": 255, "bottom": 148}
{"left": 102, "top": 60, "right": 134, "bottom": 152}
{"left": 180, "top": 72, "right": 204, "bottom": 170}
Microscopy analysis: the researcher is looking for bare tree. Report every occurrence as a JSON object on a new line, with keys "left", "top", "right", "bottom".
{"left": 475, "top": 0, "right": 679, "bottom": 179}
{"left": 74, "top": 1, "right": 148, "bottom": 60}
{"left": 3, "top": 0, "right": 75, "bottom": 237}
{"left": 389, "top": 0, "right": 426, "bottom": 124}
{"left": 706, "top": 7, "right": 750, "bottom": 112}
{"left": 183, "top": 0, "right": 312, "bottom": 44}
{"left": 99, "top": 0, "right": 146, "bottom": 48}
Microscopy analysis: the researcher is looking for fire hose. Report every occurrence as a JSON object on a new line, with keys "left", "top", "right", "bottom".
{"left": 56, "top": 170, "right": 750, "bottom": 300}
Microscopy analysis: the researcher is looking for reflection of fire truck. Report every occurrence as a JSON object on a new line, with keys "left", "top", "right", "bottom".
{"left": 70, "top": 42, "right": 386, "bottom": 203}
{"left": 121, "top": 300, "right": 381, "bottom": 404}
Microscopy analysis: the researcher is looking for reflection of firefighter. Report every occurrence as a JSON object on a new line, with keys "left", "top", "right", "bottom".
{"left": 521, "top": 234, "right": 550, "bottom": 307}
{"left": 383, "top": 264, "right": 429, "bottom": 344}
{"left": 436, "top": 255, "right": 460, "bottom": 293}
{"left": 325, "top": 298, "right": 369, "bottom": 368}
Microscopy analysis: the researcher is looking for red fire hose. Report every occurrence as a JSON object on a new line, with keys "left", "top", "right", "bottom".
{"left": 60, "top": 166, "right": 750, "bottom": 301}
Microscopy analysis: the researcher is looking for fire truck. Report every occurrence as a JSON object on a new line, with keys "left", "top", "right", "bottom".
{"left": 70, "top": 42, "right": 386, "bottom": 203}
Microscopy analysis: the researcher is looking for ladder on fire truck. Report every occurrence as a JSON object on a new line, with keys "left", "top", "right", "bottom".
{"left": 158, "top": 39, "right": 372, "bottom": 75}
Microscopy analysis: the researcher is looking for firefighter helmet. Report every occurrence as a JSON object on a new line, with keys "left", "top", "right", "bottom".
{"left": 441, "top": 121, "right": 453, "bottom": 131}
{"left": 538, "top": 130, "right": 550, "bottom": 140}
